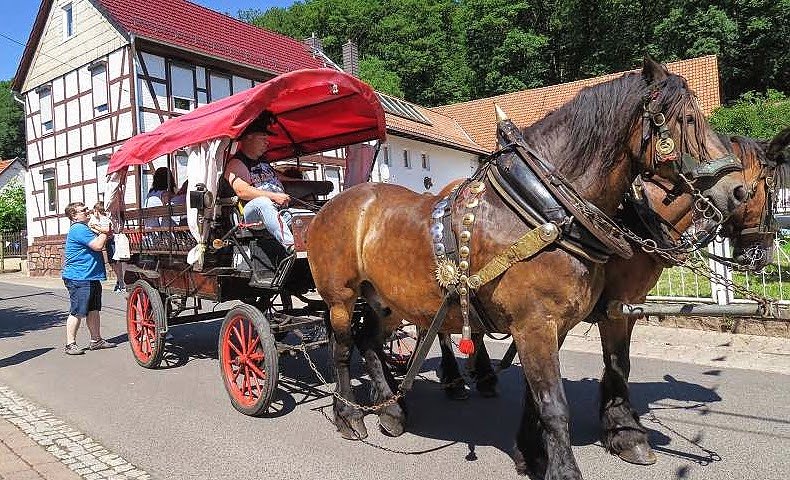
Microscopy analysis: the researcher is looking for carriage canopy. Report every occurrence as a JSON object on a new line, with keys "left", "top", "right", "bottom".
{"left": 108, "top": 68, "right": 386, "bottom": 173}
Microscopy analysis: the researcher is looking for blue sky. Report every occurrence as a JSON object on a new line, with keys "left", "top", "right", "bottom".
{"left": 0, "top": 0, "right": 295, "bottom": 82}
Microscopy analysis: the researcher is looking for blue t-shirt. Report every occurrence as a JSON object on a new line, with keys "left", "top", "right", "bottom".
{"left": 62, "top": 223, "right": 107, "bottom": 281}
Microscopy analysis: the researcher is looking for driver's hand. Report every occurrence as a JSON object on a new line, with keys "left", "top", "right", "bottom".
{"left": 271, "top": 192, "right": 290, "bottom": 207}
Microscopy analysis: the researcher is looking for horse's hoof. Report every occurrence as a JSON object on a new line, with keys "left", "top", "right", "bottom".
{"left": 378, "top": 413, "right": 406, "bottom": 437}
{"left": 616, "top": 443, "right": 657, "bottom": 465}
{"left": 443, "top": 383, "right": 470, "bottom": 401}
{"left": 336, "top": 415, "right": 368, "bottom": 440}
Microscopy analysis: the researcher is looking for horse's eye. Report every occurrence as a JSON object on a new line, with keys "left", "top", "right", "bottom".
{"left": 685, "top": 115, "right": 695, "bottom": 125}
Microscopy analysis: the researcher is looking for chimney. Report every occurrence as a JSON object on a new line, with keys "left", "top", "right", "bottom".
{"left": 304, "top": 33, "right": 323, "bottom": 54}
{"left": 342, "top": 40, "right": 359, "bottom": 77}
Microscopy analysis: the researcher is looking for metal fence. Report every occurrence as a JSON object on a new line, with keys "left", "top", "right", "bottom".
{"left": 648, "top": 234, "right": 790, "bottom": 305}
{"left": 0, "top": 230, "right": 27, "bottom": 258}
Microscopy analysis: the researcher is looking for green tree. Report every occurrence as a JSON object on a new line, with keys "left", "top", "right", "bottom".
{"left": 0, "top": 179, "right": 26, "bottom": 231}
{"left": 359, "top": 57, "right": 404, "bottom": 97}
{"left": 0, "top": 80, "right": 25, "bottom": 160}
{"left": 459, "top": 0, "right": 551, "bottom": 98}
{"left": 709, "top": 90, "right": 790, "bottom": 139}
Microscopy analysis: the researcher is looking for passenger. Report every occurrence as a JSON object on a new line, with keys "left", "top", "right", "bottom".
{"left": 171, "top": 180, "right": 188, "bottom": 206}
{"left": 89, "top": 201, "right": 124, "bottom": 293}
{"left": 223, "top": 113, "right": 294, "bottom": 249}
{"left": 144, "top": 167, "right": 176, "bottom": 228}
{"left": 170, "top": 181, "right": 188, "bottom": 226}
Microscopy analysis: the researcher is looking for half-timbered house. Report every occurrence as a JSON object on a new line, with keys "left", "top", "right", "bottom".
{"left": 12, "top": 0, "right": 721, "bottom": 278}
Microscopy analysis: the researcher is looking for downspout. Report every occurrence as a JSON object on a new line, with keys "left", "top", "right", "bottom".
{"left": 129, "top": 33, "right": 143, "bottom": 219}
{"left": 11, "top": 90, "right": 35, "bottom": 249}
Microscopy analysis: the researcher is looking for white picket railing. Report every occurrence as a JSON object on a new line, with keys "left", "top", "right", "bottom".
{"left": 648, "top": 235, "right": 790, "bottom": 306}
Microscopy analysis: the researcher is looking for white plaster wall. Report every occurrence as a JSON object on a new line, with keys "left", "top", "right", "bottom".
{"left": 371, "top": 136, "right": 480, "bottom": 194}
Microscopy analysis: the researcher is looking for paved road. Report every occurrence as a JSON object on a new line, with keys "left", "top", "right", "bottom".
{"left": 0, "top": 279, "right": 788, "bottom": 480}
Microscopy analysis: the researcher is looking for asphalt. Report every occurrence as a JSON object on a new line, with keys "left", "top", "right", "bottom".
{"left": 1, "top": 273, "right": 789, "bottom": 480}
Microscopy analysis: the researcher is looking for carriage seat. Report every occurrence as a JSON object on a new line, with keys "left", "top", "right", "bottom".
{"left": 280, "top": 179, "right": 334, "bottom": 201}
{"left": 215, "top": 196, "right": 275, "bottom": 240}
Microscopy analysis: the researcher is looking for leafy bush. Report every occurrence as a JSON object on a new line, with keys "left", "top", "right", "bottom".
{"left": 709, "top": 90, "right": 790, "bottom": 138}
{"left": 0, "top": 179, "right": 26, "bottom": 231}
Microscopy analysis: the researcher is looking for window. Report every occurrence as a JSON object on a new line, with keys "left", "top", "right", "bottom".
{"left": 421, "top": 152, "right": 430, "bottom": 170}
{"left": 42, "top": 169, "right": 57, "bottom": 213}
{"left": 90, "top": 63, "right": 108, "bottom": 114}
{"left": 209, "top": 73, "right": 231, "bottom": 101}
{"left": 402, "top": 149, "right": 411, "bottom": 169}
{"left": 38, "top": 86, "right": 53, "bottom": 133}
{"left": 62, "top": 3, "right": 74, "bottom": 39}
{"left": 382, "top": 145, "right": 391, "bottom": 166}
{"left": 170, "top": 64, "right": 196, "bottom": 112}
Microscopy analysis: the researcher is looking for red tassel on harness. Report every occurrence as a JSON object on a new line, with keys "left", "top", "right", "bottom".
{"left": 459, "top": 338, "right": 475, "bottom": 355}
{"left": 459, "top": 324, "right": 474, "bottom": 355}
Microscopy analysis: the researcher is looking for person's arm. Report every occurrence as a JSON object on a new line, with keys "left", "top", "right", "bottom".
{"left": 225, "top": 159, "right": 289, "bottom": 206}
{"left": 88, "top": 232, "right": 109, "bottom": 251}
{"left": 74, "top": 224, "right": 108, "bottom": 252}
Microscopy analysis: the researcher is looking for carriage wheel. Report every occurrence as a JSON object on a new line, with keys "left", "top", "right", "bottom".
{"left": 219, "top": 304, "right": 278, "bottom": 416}
{"left": 126, "top": 280, "right": 166, "bottom": 369}
{"left": 383, "top": 321, "right": 420, "bottom": 375}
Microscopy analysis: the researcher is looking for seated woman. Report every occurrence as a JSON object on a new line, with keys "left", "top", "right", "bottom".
{"left": 144, "top": 167, "right": 176, "bottom": 228}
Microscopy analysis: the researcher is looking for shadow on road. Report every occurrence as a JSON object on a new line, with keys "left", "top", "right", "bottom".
{"left": 0, "top": 301, "right": 66, "bottom": 339}
{"left": 0, "top": 347, "right": 54, "bottom": 368}
{"left": 401, "top": 363, "right": 724, "bottom": 467}
{"left": 118, "top": 319, "right": 730, "bottom": 468}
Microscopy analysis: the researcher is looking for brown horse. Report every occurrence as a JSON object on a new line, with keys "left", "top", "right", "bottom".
{"left": 436, "top": 127, "right": 790, "bottom": 465}
{"left": 306, "top": 58, "right": 747, "bottom": 479}
{"left": 595, "top": 128, "right": 790, "bottom": 465}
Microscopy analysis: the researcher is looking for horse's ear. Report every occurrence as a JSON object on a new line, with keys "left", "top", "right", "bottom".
{"left": 767, "top": 126, "right": 790, "bottom": 164}
{"left": 642, "top": 55, "right": 669, "bottom": 84}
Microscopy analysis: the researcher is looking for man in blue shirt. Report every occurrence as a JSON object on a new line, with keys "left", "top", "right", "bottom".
{"left": 62, "top": 202, "right": 117, "bottom": 355}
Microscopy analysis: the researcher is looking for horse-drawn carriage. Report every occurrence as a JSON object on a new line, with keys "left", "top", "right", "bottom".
{"left": 107, "top": 61, "right": 788, "bottom": 479}
{"left": 106, "top": 69, "right": 389, "bottom": 416}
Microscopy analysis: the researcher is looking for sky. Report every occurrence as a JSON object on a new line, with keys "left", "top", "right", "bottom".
{"left": 0, "top": 0, "right": 295, "bottom": 82}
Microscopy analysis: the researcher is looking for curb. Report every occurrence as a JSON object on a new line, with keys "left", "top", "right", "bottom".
{"left": 0, "top": 385, "right": 151, "bottom": 480}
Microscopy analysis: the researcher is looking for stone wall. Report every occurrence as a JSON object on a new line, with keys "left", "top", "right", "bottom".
{"left": 26, "top": 236, "right": 118, "bottom": 279}
{"left": 26, "top": 236, "right": 65, "bottom": 277}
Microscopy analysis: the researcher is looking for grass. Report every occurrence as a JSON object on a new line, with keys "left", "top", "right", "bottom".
{"left": 649, "top": 238, "right": 790, "bottom": 302}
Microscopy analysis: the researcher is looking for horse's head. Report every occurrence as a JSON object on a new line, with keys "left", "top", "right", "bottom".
{"left": 722, "top": 127, "right": 790, "bottom": 271}
{"left": 632, "top": 57, "right": 748, "bottom": 225}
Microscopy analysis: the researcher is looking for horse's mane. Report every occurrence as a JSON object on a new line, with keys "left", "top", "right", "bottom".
{"left": 521, "top": 71, "right": 695, "bottom": 183}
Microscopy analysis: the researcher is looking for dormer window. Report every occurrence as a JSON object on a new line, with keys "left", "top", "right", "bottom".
{"left": 62, "top": 3, "right": 74, "bottom": 39}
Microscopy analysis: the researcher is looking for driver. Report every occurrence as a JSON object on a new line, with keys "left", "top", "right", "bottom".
{"left": 223, "top": 113, "right": 294, "bottom": 250}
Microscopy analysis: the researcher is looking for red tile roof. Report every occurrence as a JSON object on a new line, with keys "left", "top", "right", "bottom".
{"left": 434, "top": 56, "right": 721, "bottom": 153}
{"left": 93, "top": 0, "right": 323, "bottom": 75}
{"left": 0, "top": 159, "right": 18, "bottom": 176}
{"left": 13, "top": 0, "right": 324, "bottom": 90}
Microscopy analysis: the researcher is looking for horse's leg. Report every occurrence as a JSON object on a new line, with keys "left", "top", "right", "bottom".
{"left": 513, "top": 325, "right": 582, "bottom": 480}
{"left": 328, "top": 300, "right": 368, "bottom": 440}
{"left": 465, "top": 332, "right": 498, "bottom": 397}
{"left": 354, "top": 310, "right": 407, "bottom": 436}
{"left": 598, "top": 314, "right": 656, "bottom": 465}
{"left": 437, "top": 332, "right": 469, "bottom": 400}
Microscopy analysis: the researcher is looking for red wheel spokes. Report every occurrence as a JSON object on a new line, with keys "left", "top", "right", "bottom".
{"left": 223, "top": 315, "right": 267, "bottom": 405}
{"left": 129, "top": 287, "right": 157, "bottom": 361}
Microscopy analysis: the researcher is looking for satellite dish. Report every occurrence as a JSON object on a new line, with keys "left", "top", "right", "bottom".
{"left": 379, "top": 163, "right": 390, "bottom": 182}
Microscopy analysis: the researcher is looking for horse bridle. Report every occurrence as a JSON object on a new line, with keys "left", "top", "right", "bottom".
{"left": 727, "top": 157, "right": 778, "bottom": 268}
{"left": 636, "top": 87, "right": 742, "bottom": 249}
